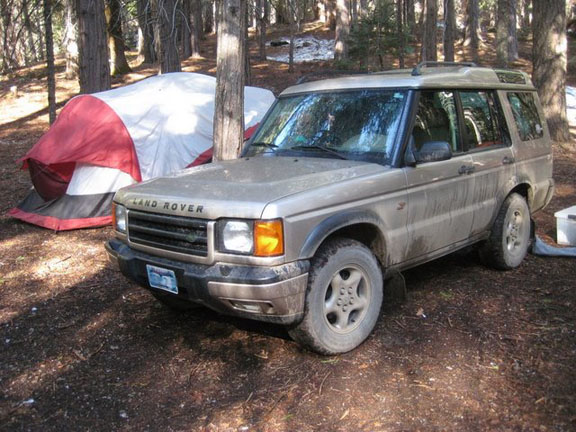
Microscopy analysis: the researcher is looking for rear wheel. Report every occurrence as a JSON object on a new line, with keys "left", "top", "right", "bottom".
{"left": 479, "top": 193, "right": 531, "bottom": 270}
{"left": 289, "top": 238, "right": 383, "bottom": 355}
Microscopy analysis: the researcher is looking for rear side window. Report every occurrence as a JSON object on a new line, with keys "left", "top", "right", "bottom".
{"left": 507, "top": 92, "right": 544, "bottom": 141}
{"left": 460, "top": 91, "right": 508, "bottom": 150}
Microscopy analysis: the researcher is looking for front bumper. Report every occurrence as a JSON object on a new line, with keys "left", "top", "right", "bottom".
{"left": 106, "top": 239, "right": 309, "bottom": 325}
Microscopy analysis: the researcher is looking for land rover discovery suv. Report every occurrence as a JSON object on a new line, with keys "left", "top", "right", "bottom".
{"left": 106, "top": 63, "right": 554, "bottom": 354}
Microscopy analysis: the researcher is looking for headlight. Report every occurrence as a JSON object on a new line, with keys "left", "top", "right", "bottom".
{"left": 113, "top": 203, "right": 127, "bottom": 233}
{"left": 219, "top": 219, "right": 284, "bottom": 257}
{"left": 222, "top": 220, "right": 253, "bottom": 253}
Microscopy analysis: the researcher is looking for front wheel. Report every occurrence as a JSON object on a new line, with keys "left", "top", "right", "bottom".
{"left": 479, "top": 193, "right": 531, "bottom": 270}
{"left": 288, "top": 238, "right": 383, "bottom": 355}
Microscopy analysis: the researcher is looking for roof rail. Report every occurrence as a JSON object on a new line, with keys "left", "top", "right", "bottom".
{"left": 296, "top": 70, "right": 368, "bottom": 85}
{"left": 411, "top": 61, "right": 478, "bottom": 76}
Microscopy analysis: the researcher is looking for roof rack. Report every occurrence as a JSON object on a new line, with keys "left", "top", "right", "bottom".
{"left": 296, "top": 70, "right": 368, "bottom": 85}
{"left": 411, "top": 61, "right": 478, "bottom": 76}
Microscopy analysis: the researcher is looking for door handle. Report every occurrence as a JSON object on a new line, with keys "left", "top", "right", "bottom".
{"left": 502, "top": 156, "right": 515, "bottom": 165}
{"left": 458, "top": 165, "right": 475, "bottom": 175}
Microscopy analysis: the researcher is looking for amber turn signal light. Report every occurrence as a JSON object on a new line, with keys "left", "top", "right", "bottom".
{"left": 254, "top": 220, "right": 284, "bottom": 257}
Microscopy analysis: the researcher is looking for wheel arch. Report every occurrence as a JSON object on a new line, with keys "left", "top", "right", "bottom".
{"left": 298, "top": 211, "right": 388, "bottom": 266}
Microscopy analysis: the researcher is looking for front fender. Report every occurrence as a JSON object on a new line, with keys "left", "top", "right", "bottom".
{"left": 298, "top": 210, "right": 388, "bottom": 261}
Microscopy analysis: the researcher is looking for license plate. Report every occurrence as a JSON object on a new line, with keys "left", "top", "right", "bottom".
{"left": 146, "top": 264, "right": 178, "bottom": 294}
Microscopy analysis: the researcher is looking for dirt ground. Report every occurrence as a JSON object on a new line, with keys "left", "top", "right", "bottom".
{"left": 1, "top": 26, "right": 576, "bottom": 431}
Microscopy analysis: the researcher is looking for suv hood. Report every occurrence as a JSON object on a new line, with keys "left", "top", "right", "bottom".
{"left": 115, "top": 157, "right": 385, "bottom": 219}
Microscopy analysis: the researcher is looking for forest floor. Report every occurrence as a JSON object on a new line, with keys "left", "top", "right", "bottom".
{"left": 1, "top": 23, "right": 576, "bottom": 431}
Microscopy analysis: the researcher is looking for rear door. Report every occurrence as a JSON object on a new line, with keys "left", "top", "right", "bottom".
{"left": 459, "top": 90, "right": 516, "bottom": 236}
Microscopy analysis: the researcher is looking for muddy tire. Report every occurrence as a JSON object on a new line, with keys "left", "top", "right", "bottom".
{"left": 151, "top": 291, "right": 202, "bottom": 311}
{"left": 288, "top": 238, "right": 383, "bottom": 355}
{"left": 479, "top": 193, "right": 531, "bottom": 270}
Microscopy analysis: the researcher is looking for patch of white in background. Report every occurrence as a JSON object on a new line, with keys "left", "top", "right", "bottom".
{"left": 566, "top": 86, "right": 576, "bottom": 124}
{"left": 67, "top": 164, "right": 137, "bottom": 196}
{"left": 267, "top": 37, "right": 335, "bottom": 63}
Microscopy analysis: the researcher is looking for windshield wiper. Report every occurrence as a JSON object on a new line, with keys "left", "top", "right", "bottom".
{"left": 290, "top": 144, "right": 349, "bottom": 160}
{"left": 250, "top": 142, "right": 278, "bottom": 149}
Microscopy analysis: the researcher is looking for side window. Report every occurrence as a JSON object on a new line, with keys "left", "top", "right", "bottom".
{"left": 507, "top": 92, "right": 544, "bottom": 141}
{"left": 412, "top": 91, "right": 461, "bottom": 153}
{"left": 460, "top": 91, "right": 507, "bottom": 150}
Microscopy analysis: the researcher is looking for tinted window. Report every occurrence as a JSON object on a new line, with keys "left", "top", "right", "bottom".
{"left": 460, "top": 91, "right": 507, "bottom": 150}
{"left": 412, "top": 91, "right": 461, "bottom": 153}
{"left": 507, "top": 92, "right": 544, "bottom": 141}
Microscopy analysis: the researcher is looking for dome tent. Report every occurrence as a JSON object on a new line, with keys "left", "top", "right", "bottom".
{"left": 10, "top": 73, "right": 275, "bottom": 230}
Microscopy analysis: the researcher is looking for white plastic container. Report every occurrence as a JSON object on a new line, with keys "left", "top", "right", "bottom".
{"left": 554, "top": 206, "right": 576, "bottom": 246}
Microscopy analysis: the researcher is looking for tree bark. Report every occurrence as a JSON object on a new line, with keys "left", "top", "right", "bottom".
{"left": 23, "top": 0, "right": 38, "bottom": 65}
{"left": 397, "top": 0, "right": 405, "bottom": 68}
{"left": 508, "top": 0, "right": 518, "bottom": 62}
{"left": 203, "top": 0, "right": 214, "bottom": 34}
{"left": 136, "top": 0, "right": 156, "bottom": 64}
{"left": 405, "top": 0, "right": 415, "bottom": 32}
{"left": 522, "top": 0, "right": 531, "bottom": 28}
{"left": 213, "top": 0, "right": 246, "bottom": 161}
{"left": 532, "top": 0, "right": 569, "bottom": 143}
{"left": 152, "top": 0, "right": 181, "bottom": 73}
{"left": 496, "top": 0, "right": 509, "bottom": 67}
{"left": 190, "top": 0, "right": 202, "bottom": 56}
{"left": 43, "top": 0, "right": 56, "bottom": 124}
{"left": 334, "top": 0, "right": 349, "bottom": 61}
{"left": 421, "top": 0, "right": 437, "bottom": 61}
{"left": 256, "top": 0, "right": 267, "bottom": 60}
{"left": 464, "top": 0, "right": 480, "bottom": 63}
{"left": 106, "top": 0, "right": 131, "bottom": 75}
{"left": 181, "top": 0, "right": 192, "bottom": 59}
{"left": 77, "top": 0, "right": 110, "bottom": 94}
{"left": 64, "top": 0, "right": 79, "bottom": 78}
{"left": 443, "top": 0, "right": 455, "bottom": 62}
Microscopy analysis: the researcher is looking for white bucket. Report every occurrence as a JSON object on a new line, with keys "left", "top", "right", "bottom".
{"left": 554, "top": 205, "right": 576, "bottom": 246}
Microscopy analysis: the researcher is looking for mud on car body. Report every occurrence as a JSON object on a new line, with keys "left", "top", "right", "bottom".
{"left": 107, "top": 63, "right": 554, "bottom": 355}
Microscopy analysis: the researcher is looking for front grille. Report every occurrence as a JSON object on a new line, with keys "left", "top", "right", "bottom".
{"left": 127, "top": 210, "right": 209, "bottom": 257}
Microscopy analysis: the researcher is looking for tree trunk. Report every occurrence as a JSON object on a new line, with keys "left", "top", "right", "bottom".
{"left": 136, "top": 0, "right": 156, "bottom": 64}
{"left": 443, "top": 0, "right": 455, "bottom": 62}
{"left": 181, "top": 0, "right": 192, "bottom": 59}
{"left": 496, "top": 0, "right": 509, "bottom": 67}
{"left": 405, "top": 0, "right": 415, "bottom": 32}
{"left": 522, "top": 0, "right": 531, "bottom": 28}
{"left": 532, "top": 0, "right": 569, "bottom": 143}
{"left": 421, "top": 0, "right": 437, "bottom": 61}
{"left": 152, "top": 0, "right": 181, "bottom": 73}
{"left": 325, "top": 0, "right": 336, "bottom": 30}
{"left": 334, "top": 0, "right": 349, "bottom": 61}
{"left": 288, "top": 0, "right": 295, "bottom": 72}
{"left": 213, "top": 0, "right": 246, "bottom": 161}
{"left": 23, "top": 0, "right": 38, "bottom": 65}
{"left": 508, "top": 0, "right": 518, "bottom": 62}
{"left": 256, "top": 0, "right": 267, "bottom": 60}
{"left": 190, "top": 0, "right": 202, "bottom": 56}
{"left": 106, "top": 0, "right": 132, "bottom": 75}
{"left": 64, "top": 0, "right": 79, "bottom": 78}
{"left": 77, "top": 0, "right": 110, "bottom": 94}
{"left": 464, "top": 0, "right": 480, "bottom": 63}
{"left": 204, "top": 0, "right": 214, "bottom": 33}
{"left": 43, "top": 0, "right": 56, "bottom": 124}
{"left": 245, "top": 3, "right": 251, "bottom": 84}
{"left": 397, "top": 0, "right": 405, "bottom": 68}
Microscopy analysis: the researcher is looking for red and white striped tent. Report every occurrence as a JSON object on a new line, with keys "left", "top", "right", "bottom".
{"left": 10, "top": 73, "right": 275, "bottom": 230}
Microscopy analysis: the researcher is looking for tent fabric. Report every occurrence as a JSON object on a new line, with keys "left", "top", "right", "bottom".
{"left": 10, "top": 72, "right": 276, "bottom": 231}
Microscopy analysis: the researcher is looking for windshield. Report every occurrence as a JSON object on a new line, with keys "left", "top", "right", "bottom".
{"left": 245, "top": 89, "right": 407, "bottom": 164}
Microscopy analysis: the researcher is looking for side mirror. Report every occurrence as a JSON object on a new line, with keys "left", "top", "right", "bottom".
{"left": 415, "top": 141, "right": 453, "bottom": 164}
